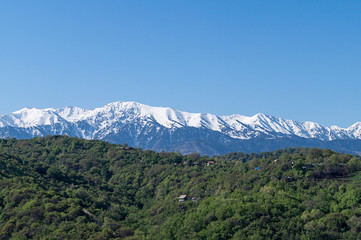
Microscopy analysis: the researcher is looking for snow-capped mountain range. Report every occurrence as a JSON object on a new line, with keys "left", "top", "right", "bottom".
{"left": 1, "top": 101, "right": 361, "bottom": 155}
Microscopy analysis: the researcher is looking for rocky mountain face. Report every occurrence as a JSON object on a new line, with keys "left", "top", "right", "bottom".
{"left": 1, "top": 101, "right": 361, "bottom": 155}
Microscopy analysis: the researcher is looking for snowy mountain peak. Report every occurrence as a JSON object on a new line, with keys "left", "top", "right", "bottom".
{"left": 5, "top": 107, "right": 61, "bottom": 128}
{"left": 1, "top": 101, "right": 361, "bottom": 144}
{"left": 348, "top": 122, "right": 361, "bottom": 130}
{"left": 103, "top": 101, "right": 144, "bottom": 110}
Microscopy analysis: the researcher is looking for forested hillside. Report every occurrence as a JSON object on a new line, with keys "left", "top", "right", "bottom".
{"left": 1, "top": 136, "right": 361, "bottom": 239}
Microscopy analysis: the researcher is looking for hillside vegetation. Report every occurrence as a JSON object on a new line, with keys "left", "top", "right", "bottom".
{"left": 1, "top": 136, "right": 361, "bottom": 239}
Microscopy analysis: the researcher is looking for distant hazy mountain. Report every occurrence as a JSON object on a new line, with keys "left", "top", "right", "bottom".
{"left": 1, "top": 101, "right": 361, "bottom": 155}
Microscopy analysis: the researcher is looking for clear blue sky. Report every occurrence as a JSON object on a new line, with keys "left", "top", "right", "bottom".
{"left": 1, "top": 1, "right": 361, "bottom": 128}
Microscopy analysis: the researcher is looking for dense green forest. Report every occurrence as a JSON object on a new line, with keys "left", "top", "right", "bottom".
{"left": 1, "top": 136, "right": 361, "bottom": 239}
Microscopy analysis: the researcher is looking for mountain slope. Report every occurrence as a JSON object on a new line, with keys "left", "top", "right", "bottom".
{"left": 1, "top": 137, "right": 361, "bottom": 239}
{"left": 1, "top": 101, "right": 361, "bottom": 155}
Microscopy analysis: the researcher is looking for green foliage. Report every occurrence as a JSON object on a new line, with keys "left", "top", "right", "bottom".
{"left": 0, "top": 137, "right": 360, "bottom": 239}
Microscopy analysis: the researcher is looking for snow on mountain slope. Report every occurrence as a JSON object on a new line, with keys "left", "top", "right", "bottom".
{"left": 1, "top": 101, "right": 361, "bottom": 143}
{"left": 347, "top": 122, "right": 361, "bottom": 139}
{"left": 56, "top": 106, "right": 88, "bottom": 122}
{"left": 0, "top": 107, "right": 65, "bottom": 128}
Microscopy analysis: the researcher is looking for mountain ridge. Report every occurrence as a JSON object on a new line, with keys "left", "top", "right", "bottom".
{"left": 1, "top": 101, "right": 361, "bottom": 155}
